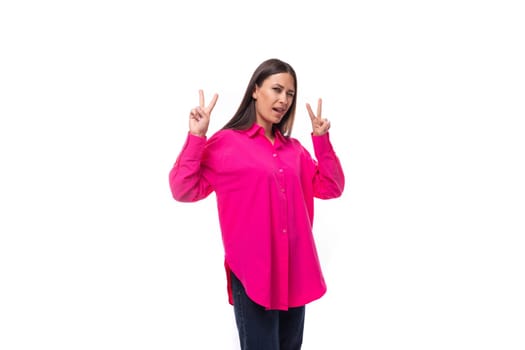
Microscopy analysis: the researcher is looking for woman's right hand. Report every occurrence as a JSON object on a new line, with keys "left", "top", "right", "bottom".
{"left": 189, "top": 89, "right": 218, "bottom": 137}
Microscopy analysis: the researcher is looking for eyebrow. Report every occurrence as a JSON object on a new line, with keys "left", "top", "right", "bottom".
{"left": 273, "top": 83, "right": 295, "bottom": 94}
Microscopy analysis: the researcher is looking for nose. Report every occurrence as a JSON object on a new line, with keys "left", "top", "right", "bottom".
{"left": 279, "top": 91, "right": 290, "bottom": 104}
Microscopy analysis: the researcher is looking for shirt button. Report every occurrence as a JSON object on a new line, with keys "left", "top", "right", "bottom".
{"left": 272, "top": 153, "right": 277, "bottom": 157}
{"left": 280, "top": 188, "right": 285, "bottom": 192}
{"left": 278, "top": 168, "right": 283, "bottom": 173}
{"left": 282, "top": 229, "right": 287, "bottom": 233}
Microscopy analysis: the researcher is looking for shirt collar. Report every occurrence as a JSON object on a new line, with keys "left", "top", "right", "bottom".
{"left": 243, "top": 123, "right": 287, "bottom": 143}
{"left": 244, "top": 123, "right": 264, "bottom": 138}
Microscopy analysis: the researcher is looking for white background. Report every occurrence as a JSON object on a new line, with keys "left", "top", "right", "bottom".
{"left": 1, "top": 1, "right": 524, "bottom": 349}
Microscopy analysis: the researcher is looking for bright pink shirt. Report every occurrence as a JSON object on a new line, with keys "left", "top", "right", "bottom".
{"left": 169, "top": 123, "right": 345, "bottom": 310}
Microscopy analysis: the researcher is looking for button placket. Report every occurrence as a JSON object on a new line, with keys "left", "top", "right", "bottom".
{"left": 273, "top": 150, "right": 288, "bottom": 234}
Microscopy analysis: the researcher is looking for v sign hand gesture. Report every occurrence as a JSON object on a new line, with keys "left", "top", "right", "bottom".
{"left": 306, "top": 98, "right": 331, "bottom": 136}
{"left": 189, "top": 89, "right": 219, "bottom": 137}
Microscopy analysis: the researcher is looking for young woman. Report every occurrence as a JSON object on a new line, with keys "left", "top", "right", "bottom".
{"left": 169, "top": 58, "right": 345, "bottom": 350}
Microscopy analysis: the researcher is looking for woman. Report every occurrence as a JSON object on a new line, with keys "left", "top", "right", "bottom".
{"left": 169, "top": 58, "right": 345, "bottom": 349}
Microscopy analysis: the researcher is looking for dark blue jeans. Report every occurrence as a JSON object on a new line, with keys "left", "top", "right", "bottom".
{"left": 230, "top": 272, "right": 305, "bottom": 350}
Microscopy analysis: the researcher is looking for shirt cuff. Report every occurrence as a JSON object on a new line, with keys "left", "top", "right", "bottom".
{"left": 180, "top": 132, "right": 207, "bottom": 159}
{"left": 311, "top": 132, "right": 334, "bottom": 156}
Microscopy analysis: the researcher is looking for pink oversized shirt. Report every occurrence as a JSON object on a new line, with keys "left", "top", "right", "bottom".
{"left": 169, "top": 123, "right": 345, "bottom": 310}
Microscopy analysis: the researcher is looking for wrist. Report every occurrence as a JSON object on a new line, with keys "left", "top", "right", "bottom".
{"left": 190, "top": 131, "right": 206, "bottom": 138}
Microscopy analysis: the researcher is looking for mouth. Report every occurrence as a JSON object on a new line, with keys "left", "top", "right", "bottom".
{"left": 273, "top": 107, "right": 287, "bottom": 114}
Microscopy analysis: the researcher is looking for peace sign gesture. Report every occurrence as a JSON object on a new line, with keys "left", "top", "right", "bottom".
{"left": 189, "top": 89, "right": 219, "bottom": 137}
{"left": 306, "top": 98, "right": 331, "bottom": 136}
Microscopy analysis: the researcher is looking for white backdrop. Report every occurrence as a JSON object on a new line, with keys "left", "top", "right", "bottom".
{"left": 1, "top": 1, "right": 524, "bottom": 349}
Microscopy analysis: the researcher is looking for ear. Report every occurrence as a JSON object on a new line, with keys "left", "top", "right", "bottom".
{"left": 252, "top": 85, "right": 259, "bottom": 100}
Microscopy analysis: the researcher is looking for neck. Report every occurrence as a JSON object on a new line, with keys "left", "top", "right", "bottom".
{"left": 255, "top": 121, "right": 274, "bottom": 142}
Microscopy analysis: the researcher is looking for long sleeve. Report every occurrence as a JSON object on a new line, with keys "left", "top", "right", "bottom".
{"left": 169, "top": 132, "right": 213, "bottom": 202}
{"left": 311, "top": 132, "right": 345, "bottom": 199}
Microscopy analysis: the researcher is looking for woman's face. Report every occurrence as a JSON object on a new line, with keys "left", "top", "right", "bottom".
{"left": 252, "top": 72, "right": 295, "bottom": 130}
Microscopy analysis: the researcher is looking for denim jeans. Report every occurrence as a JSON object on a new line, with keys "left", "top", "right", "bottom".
{"left": 230, "top": 272, "right": 305, "bottom": 350}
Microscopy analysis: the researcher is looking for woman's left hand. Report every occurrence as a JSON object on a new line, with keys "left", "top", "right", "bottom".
{"left": 306, "top": 98, "right": 331, "bottom": 136}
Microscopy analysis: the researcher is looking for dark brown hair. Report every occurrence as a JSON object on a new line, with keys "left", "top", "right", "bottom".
{"left": 222, "top": 58, "right": 298, "bottom": 137}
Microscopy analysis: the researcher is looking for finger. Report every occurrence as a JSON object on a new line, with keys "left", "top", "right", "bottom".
{"left": 190, "top": 108, "right": 198, "bottom": 119}
{"left": 324, "top": 119, "right": 331, "bottom": 131}
{"left": 207, "top": 93, "right": 219, "bottom": 112}
{"left": 199, "top": 89, "right": 205, "bottom": 108}
{"left": 197, "top": 107, "right": 208, "bottom": 120}
{"left": 317, "top": 98, "right": 322, "bottom": 118}
{"left": 306, "top": 103, "right": 316, "bottom": 121}
{"left": 190, "top": 107, "right": 206, "bottom": 121}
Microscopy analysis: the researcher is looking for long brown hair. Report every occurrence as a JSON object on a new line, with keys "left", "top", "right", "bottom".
{"left": 222, "top": 58, "right": 298, "bottom": 137}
